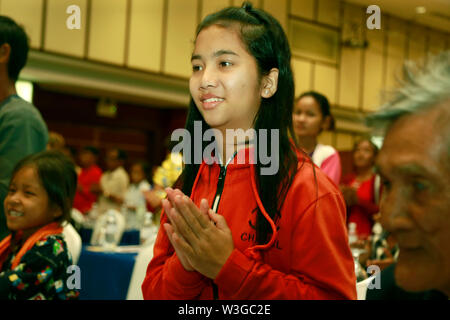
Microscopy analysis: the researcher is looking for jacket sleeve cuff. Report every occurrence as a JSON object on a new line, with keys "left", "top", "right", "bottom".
{"left": 167, "top": 254, "right": 204, "bottom": 288}
{"left": 214, "top": 249, "right": 254, "bottom": 294}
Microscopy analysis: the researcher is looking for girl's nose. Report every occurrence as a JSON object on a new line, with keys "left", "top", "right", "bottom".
{"left": 294, "top": 113, "right": 306, "bottom": 122}
{"left": 200, "top": 67, "right": 218, "bottom": 89}
{"left": 6, "top": 192, "right": 20, "bottom": 206}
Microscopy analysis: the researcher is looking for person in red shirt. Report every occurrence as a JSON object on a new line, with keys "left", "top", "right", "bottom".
{"left": 341, "top": 138, "right": 381, "bottom": 240}
{"left": 73, "top": 146, "right": 102, "bottom": 215}
{"left": 141, "top": 3, "right": 356, "bottom": 300}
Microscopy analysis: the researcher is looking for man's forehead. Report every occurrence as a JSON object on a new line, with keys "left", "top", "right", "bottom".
{"left": 377, "top": 109, "right": 448, "bottom": 177}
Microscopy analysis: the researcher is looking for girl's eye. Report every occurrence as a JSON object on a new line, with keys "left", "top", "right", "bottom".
{"left": 25, "top": 191, "right": 35, "bottom": 196}
{"left": 219, "top": 61, "right": 232, "bottom": 67}
{"left": 7, "top": 188, "right": 16, "bottom": 194}
{"left": 192, "top": 65, "right": 202, "bottom": 72}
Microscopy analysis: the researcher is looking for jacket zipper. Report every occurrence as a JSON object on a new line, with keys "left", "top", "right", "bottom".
{"left": 212, "top": 164, "right": 226, "bottom": 300}
{"left": 211, "top": 151, "right": 237, "bottom": 300}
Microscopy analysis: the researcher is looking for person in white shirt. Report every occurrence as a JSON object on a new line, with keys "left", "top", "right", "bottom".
{"left": 124, "top": 161, "right": 151, "bottom": 213}
{"left": 97, "top": 148, "right": 129, "bottom": 214}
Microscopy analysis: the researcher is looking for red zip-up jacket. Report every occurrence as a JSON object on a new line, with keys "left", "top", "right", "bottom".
{"left": 142, "top": 147, "right": 356, "bottom": 299}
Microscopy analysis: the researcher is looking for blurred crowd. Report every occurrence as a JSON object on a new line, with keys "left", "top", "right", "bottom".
{"left": 46, "top": 135, "right": 183, "bottom": 233}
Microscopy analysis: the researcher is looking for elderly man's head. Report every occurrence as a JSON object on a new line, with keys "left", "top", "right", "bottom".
{"left": 367, "top": 51, "right": 450, "bottom": 296}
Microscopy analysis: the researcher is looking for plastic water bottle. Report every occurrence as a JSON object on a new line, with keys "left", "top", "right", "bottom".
{"left": 103, "top": 210, "right": 118, "bottom": 250}
{"left": 140, "top": 212, "right": 155, "bottom": 246}
{"left": 86, "top": 203, "right": 99, "bottom": 228}
{"left": 348, "top": 222, "right": 358, "bottom": 245}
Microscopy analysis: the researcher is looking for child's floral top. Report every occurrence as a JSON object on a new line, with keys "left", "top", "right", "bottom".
{"left": 0, "top": 234, "right": 79, "bottom": 300}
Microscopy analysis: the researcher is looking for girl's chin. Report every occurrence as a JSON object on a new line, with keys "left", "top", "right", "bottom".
{"left": 6, "top": 222, "right": 20, "bottom": 232}
{"left": 295, "top": 131, "right": 313, "bottom": 138}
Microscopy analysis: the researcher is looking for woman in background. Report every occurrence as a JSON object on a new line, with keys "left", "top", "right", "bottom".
{"left": 341, "top": 138, "right": 380, "bottom": 240}
{"left": 292, "top": 91, "right": 341, "bottom": 185}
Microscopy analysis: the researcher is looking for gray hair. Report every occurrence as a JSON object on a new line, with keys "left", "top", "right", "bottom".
{"left": 366, "top": 51, "right": 450, "bottom": 132}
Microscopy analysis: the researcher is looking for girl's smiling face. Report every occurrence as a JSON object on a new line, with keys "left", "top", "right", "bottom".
{"left": 189, "top": 24, "right": 264, "bottom": 132}
{"left": 4, "top": 166, "right": 61, "bottom": 239}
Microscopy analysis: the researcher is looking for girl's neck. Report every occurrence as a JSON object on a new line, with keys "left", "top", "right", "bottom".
{"left": 21, "top": 228, "right": 38, "bottom": 243}
{"left": 297, "top": 136, "right": 318, "bottom": 155}
{"left": 355, "top": 167, "right": 374, "bottom": 181}
{"left": 10, "top": 232, "right": 23, "bottom": 252}
{"left": 214, "top": 128, "right": 255, "bottom": 165}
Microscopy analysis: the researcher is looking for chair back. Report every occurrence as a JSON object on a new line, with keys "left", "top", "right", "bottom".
{"left": 71, "top": 208, "right": 85, "bottom": 228}
{"left": 62, "top": 222, "right": 82, "bottom": 264}
{"left": 356, "top": 276, "right": 376, "bottom": 300}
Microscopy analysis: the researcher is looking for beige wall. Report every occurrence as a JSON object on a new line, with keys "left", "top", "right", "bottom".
{"left": 1, "top": 0, "right": 448, "bottom": 150}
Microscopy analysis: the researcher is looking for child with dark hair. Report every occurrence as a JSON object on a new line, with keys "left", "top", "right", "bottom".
{"left": 0, "top": 151, "right": 79, "bottom": 299}
{"left": 142, "top": 3, "right": 355, "bottom": 300}
{"left": 292, "top": 91, "right": 342, "bottom": 185}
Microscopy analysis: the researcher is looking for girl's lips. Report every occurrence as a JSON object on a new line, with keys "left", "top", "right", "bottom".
{"left": 202, "top": 98, "right": 224, "bottom": 110}
{"left": 6, "top": 209, "right": 24, "bottom": 219}
{"left": 294, "top": 125, "right": 307, "bottom": 132}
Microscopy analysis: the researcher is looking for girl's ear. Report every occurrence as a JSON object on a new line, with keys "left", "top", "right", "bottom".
{"left": 51, "top": 205, "right": 63, "bottom": 220}
{"left": 260, "top": 68, "right": 279, "bottom": 99}
{"left": 321, "top": 115, "right": 331, "bottom": 131}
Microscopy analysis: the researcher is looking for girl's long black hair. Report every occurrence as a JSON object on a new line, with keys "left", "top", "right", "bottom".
{"left": 176, "top": 2, "right": 299, "bottom": 244}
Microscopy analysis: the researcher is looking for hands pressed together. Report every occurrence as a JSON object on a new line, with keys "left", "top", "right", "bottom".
{"left": 162, "top": 187, "right": 234, "bottom": 279}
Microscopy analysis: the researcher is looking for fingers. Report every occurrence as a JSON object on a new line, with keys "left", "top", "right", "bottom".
{"left": 208, "top": 209, "right": 228, "bottom": 230}
{"left": 167, "top": 204, "right": 199, "bottom": 245}
{"left": 172, "top": 232, "right": 194, "bottom": 256}
{"left": 164, "top": 223, "right": 194, "bottom": 271}
{"left": 181, "top": 197, "right": 211, "bottom": 229}
{"left": 173, "top": 195, "right": 205, "bottom": 235}
{"left": 164, "top": 190, "right": 199, "bottom": 244}
{"left": 164, "top": 222, "right": 191, "bottom": 255}
{"left": 163, "top": 199, "right": 188, "bottom": 243}
{"left": 167, "top": 188, "right": 211, "bottom": 230}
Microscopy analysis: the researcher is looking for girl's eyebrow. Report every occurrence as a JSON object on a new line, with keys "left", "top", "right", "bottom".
{"left": 191, "top": 50, "right": 239, "bottom": 61}
{"left": 214, "top": 49, "right": 239, "bottom": 57}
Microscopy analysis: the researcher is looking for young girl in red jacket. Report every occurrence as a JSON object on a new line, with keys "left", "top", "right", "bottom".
{"left": 142, "top": 2, "right": 356, "bottom": 300}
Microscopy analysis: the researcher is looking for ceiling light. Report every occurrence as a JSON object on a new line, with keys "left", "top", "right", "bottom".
{"left": 415, "top": 6, "right": 426, "bottom": 14}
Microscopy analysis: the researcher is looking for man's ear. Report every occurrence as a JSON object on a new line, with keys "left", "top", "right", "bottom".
{"left": 260, "top": 68, "right": 279, "bottom": 99}
{"left": 0, "top": 43, "right": 11, "bottom": 64}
